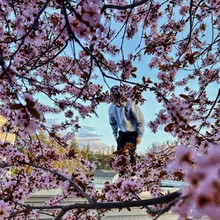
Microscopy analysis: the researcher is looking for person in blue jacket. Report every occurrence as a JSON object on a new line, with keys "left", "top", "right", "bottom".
{"left": 109, "top": 85, "right": 145, "bottom": 168}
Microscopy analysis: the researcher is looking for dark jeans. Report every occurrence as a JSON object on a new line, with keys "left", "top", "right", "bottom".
{"left": 117, "top": 130, "right": 138, "bottom": 165}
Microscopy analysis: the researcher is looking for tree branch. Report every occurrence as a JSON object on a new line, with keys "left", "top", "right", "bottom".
{"left": 23, "top": 190, "right": 181, "bottom": 211}
{"left": 102, "top": 0, "right": 150, "bottom": 11}
{"left": 197, "top": 88, "right": 220, "bottom": 134}
{"left": 22, "top": 162, "right": 95, "bottom": 204}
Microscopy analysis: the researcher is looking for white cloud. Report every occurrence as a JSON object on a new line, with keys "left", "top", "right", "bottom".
{"left": 75, "top": 136, "right": 112, "bottom": 152}
{"left": 77, "top": 125, "right": 103, "bottom": 138}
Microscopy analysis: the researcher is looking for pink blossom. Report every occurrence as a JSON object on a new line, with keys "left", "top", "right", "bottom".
{"left": 0, "top": 0, "right": 219, "bottom": 219}
{"left": 0, "top": 200, "right": 10, "bottom": 219}
{"left": 179, "top": 6, "right": 189, "bottom": 16}
{"left": 168, "top": 145, "right": 195, "bottom": 172}
{"left": 82, "top": 3, "right": 100, "bottom": 26}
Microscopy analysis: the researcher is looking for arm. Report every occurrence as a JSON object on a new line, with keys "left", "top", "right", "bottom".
{"left": 109, "top": 107, "right": 118, "bottom": 138}
{"left": 131, "top": 103, "right": 145, "bottom": 138}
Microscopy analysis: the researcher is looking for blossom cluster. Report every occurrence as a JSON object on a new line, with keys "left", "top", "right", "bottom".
{"left": 0, "top": 0, "right": 219, "bottom": 219}
{"left": 169, "top": 139, "right": 220, "bottom": 219}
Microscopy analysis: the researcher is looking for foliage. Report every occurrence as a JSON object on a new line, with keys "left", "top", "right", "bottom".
{"left": 87, "top": 146, "right": 115, "bottom": 170}
{"left": 0, "top": 0, "right": 219, "bottom": 219}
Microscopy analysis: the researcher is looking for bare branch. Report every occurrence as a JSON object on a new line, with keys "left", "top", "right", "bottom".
{"left": 102, "top": 0, "right": 150, "bottom": 11}
{"left": 22, "top": 190, "right": 181, "bottom": 211}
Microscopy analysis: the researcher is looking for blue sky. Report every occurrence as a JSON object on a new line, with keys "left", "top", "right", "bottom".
{"left": 40, "top": 34, "right": 176, "bottom": 153}
{"left": 41, "top": 10, "right": 219, "bottom": 154}
{"left": 64, "top": 39, "right": 176, "bottom": 153}
{"left": 60, "top": 30, "right": 176, "bottom": 153}
{"left": 76, "top": 101, "right": 175, "bottom": 153}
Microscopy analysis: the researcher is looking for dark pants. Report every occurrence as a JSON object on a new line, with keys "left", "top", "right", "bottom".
{"left": 117, "top": 131, "right": 138, "bottom": 165}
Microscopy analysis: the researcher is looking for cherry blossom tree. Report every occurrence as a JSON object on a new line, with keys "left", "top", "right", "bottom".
{"left": 0, "top": 0, "right": 219, "bottom": 219}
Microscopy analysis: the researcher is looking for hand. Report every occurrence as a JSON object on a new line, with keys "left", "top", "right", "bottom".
{"left": 136, "top": 136, "right": 142, "bottom": 144}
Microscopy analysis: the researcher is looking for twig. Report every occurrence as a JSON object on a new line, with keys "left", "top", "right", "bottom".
{"left": 102, "top": 0, "right": 150, "bottom": 11}
{"left": 153, "top": 196, "right": 180, "bottom": 220}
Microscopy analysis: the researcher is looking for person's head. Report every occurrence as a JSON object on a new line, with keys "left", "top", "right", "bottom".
{"left": 110, "top": 85, "right": 120, "bottom": 99}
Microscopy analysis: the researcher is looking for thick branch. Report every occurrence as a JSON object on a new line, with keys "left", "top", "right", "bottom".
{"left": 102, "top": 0, "right": 150, "bottom": 11}
{"left": 24, "top": 190, "right": 181, "bottom": 211}
{"left": 54, "top": 209, "right": 67, "bottom": 220}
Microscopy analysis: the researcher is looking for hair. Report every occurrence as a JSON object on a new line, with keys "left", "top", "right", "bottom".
{"left": 110, "top": 85, "right": 119, "bottom": 93}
